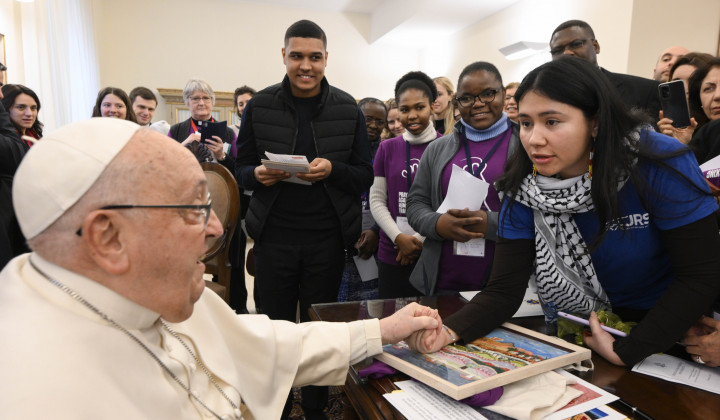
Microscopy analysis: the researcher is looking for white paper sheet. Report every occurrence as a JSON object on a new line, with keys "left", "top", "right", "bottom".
{"left": 353, "top": 255, "right": 378, "bottom": 282}
{"left": 541, "top": 369, "right": 619, "bottom": 420}
{"left": 460, "top": 288, "right": 544, "bottom": 318}
{"left": 262, "top": 152, "right": 311, "bottom": 185}
{"left": 632, "top": 353, "right": 720, "bottom": 395}
{"left": 436, "top": 165, "right": 489, "bottom": 214}
{"left": 699, "top": 154, "right": 720, "bottom": 171}
{"left": 383, "top": 380, "right": 488, "bottom": 420}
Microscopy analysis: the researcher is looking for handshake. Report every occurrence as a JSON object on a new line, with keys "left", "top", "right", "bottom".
{"left": 379, "top": 302, "right": 454, "bottom": 354}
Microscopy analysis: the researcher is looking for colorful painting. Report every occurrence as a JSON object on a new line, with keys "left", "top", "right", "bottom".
{"left": 376, "top": 323, "right": 591, "bottom": 400}
{"left": 383, "top": 328, "right": 569, "bottom": 386}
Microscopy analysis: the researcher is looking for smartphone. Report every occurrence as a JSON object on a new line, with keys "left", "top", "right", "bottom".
{"left": 196, "top": 120, "right": 228, "bottom": 144}
{"left": 658, "top": 80, "right": 691, "bottom": 128}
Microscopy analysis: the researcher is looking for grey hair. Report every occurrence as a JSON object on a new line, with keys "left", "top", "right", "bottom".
{"left": 182, "top": 79, "right": 216, "bottom": 106}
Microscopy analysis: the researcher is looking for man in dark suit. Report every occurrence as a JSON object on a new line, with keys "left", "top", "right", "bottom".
{"left": 549, "top": 20, "right": 660, "bottom": 122}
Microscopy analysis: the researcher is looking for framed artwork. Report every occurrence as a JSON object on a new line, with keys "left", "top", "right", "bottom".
{"left": 375, "top": 322, "right": 591, "bottom": 400}
{"left": 0, "top": 33, "right": 6, "bottom": 82}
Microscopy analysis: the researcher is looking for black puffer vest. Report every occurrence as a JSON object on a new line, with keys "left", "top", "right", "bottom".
{"left": 245, "top": 76, "right": 362, "bottom": 248}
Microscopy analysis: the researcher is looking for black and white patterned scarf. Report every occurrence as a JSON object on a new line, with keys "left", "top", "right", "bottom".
{"left": 511, "top": 129, "right": 641, "bottom": 323}
{"left": 515, "top": 173, "right": 611, "bottom": 323}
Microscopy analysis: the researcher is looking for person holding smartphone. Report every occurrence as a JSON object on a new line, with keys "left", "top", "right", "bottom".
{"left": 169, "top": 79, "right": 235, "bottom": 173}
{"left": 407, "top": 57, "right": 720, "bottom": 368}
{"left": 657, "top": 52, "right": 714, "bottom": 144}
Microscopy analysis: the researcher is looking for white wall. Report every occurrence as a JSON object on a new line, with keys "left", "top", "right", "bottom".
{"left": 0, "top": 0, "right": 25, "bottom": 85}
{"left": 5, "top": 0, "right": 720, "bottom": 125}
{"left": 627, "top": 0, "right": 720, "bottom": 79}
{"left": 90, "top": 0, "right": 422, "bottom": 120}
{"left": 420, "top": 0, "right": 635, "bottom": 90}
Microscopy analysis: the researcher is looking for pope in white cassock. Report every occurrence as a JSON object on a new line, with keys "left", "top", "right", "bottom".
{"left": 0, "top": 118, "right": 441, "bottom": 419}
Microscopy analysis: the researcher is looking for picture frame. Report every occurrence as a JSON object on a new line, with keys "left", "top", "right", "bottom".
{"left": 375, "top": 322, "right": 591, "bottom": 400}
{"left": 0, "top": 33, "right": 7, "bottom": 82}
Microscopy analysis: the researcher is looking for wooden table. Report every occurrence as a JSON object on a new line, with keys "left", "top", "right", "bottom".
{"left": 310, "top": 296, "right": 720, "bottom": 420}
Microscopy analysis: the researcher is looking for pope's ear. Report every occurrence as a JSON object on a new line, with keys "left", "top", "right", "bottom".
{"left": 81, "top": 211, "right": 130, "bottom": 275}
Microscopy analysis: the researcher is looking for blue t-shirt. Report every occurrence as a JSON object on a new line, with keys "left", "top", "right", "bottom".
{"left": 498, "top": 131, "right": 718, "bottom": 310}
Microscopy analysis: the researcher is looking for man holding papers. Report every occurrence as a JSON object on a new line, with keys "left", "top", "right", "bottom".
{"left": 234, "top": 20, "right": 372, "bottom": 419}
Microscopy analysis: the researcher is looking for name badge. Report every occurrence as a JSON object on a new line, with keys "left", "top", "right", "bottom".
{"left": 396, "top": 216, "right": 417, "bottom": 236}
{"left": 454, "top": 238, "right": 485, "bottom": 257}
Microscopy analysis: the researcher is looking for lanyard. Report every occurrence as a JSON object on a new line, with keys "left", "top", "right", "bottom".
{"left": 462, "top": 120, "right": 512, "bottom": 178}
{"left": 405, "top": 141, "right": 413, "bottom": 192}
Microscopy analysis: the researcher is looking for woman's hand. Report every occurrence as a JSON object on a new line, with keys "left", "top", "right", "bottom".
{"left": 204, "top": 136, "right": 226, "bottom": 160}
{"left": 406, "top": 323, "right": 454, "bottom": 353}
{"left": 658, "top": 111, "right": 697, "bottom": 144}
{"left": 583, "top": 311, "right": 626, "bottom": 366}
{"left": 182, "top": 132, "right": 201, "bottom": 146}
{"left": 683, "top": 316, "right": 720, "bottom": 367}
{"left": 435, "top": 208, "right": 485, "bottom": 242}
{"left": 394, "top": 233, "right": 422, "bottom": 265}
{"left": 447, "top": 208, "right": 488, "bottom": 234}
{"left": 355, "top": 230, "right": 379, "bottom": 259}
{"left": 378, "top": 303, "right": 441, "bottom": 345}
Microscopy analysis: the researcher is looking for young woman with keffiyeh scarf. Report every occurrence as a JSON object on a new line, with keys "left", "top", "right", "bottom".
{"left": 408, "top": 57, "right": 720, "bottom": 367}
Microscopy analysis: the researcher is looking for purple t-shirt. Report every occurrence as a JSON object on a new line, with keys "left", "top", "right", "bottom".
{"left": 436, "top": 127, "right": 512, "bottom": 291}
{"left": 374, "top": 135, "right": 439, "bottom": 264}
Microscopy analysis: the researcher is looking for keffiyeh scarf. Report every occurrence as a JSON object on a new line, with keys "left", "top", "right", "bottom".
{"left": 515, "top": 173, "right": 610, "bottom": 323}
{"left": 513, "top": 129, "right": 641, "bottom": 323}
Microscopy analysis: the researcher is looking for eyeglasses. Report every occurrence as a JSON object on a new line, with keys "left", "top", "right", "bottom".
{"left": 455, "top": 89, "right": 499, "bottom": 108}
{"left": 550, "top": 39, "right": 592, "bottom": 57}
{"left": 364, "top": 116, "right": 386, "bottom": 127}
{"left": 189, "top": 96, "right": 212, "bottom": 103}
{"left": 76, "top": 192, "right": 212, "bottom": 236}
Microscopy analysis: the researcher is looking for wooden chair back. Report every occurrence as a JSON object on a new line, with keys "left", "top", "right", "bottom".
{"left": 200, "top": 162, "right": 240, "bottom": 302}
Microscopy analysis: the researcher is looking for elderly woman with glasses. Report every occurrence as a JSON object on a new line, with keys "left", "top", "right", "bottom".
{"left": 169, "top": 79, "right": 235, "bottom": 172}
{"left": 406, "top": 62, "right": 520, "bottom": 296}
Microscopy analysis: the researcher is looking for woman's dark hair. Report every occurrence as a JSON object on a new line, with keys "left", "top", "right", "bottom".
{"left": 1, "top": 84, "right": 43, "bottom": 137}
{"left": 91, "top": 87, "right": 137, "bottom": 123}
{"left": 688, "top": 58, "right": 720, "bottom": 128}
{"left": 233, "top": 85, "right": 256, "bottom": 104}
{"left": 669, "top": 52, "right": 714, "bottom": 82}
{"left": 395, "top": 71, "right": 437, "bottom": 104}
{"left": 457, "top": 61, "right": 504, "bottom": 90}
{"left": 496, "top": 56, "right": 697, "bottom": 247}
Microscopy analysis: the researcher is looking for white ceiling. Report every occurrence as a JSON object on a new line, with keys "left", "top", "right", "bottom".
{"left": 242, "top": 0, "right": 521, "bottom": 46}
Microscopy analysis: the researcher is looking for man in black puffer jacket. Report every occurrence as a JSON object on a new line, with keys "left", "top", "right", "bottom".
{"left": 234, "top": 20, "right": 372, "bottom": 420}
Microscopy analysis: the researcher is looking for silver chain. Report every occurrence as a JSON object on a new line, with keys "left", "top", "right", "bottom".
{"left": 30, "top": 259, "right": 241, "bottom": 420}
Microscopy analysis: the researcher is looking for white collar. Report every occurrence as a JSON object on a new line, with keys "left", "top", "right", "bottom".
{"left": 29, "top": 254, "right": 160, "bottom": 330}
{"left": 402, "top": 123, "right": 438, "bottom": 145}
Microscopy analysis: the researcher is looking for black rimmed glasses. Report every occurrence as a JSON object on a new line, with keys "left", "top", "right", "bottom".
{"left": 456, "top": 89, "right": 499, "bottom": 108}
{"left": 76, "top": 192, "right": 212, "bottom": 236}
{"left": 550, "top": 38, "right": 592, "bottom": 57}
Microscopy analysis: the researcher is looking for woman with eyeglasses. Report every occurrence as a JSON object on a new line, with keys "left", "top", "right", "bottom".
{"left": 407, "top": 57, "right": 720, "bottom": 368}
{"left": 370, "top": 72, "right": 442, "bottom": 298}
{"left": 406, "top": 62, "right": 519, "bottom": 296}
{"left": 1, "top": 84, "right": 43, "bottom": 147}
{"left": 168, "top": 79, "right": 235, "bottom": 172}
